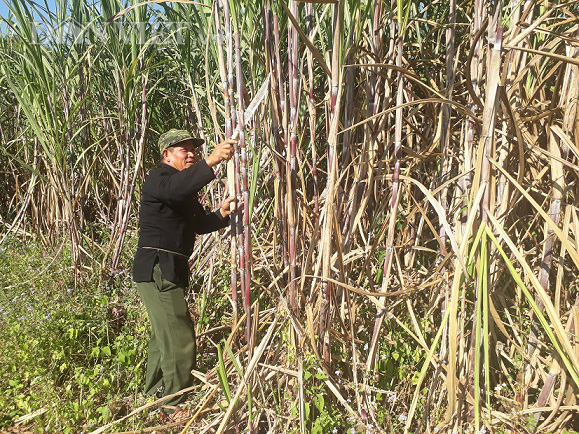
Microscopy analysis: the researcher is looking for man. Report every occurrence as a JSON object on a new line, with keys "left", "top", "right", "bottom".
{"left": 133, "top": 129, "right": 236, "bottom": 421}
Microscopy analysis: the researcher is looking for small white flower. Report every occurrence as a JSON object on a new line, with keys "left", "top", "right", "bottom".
{"left": 350, "top": 428, "right": 356, "bottom": 434}
{"left": 332, "top": 429, "right": 338, "bottom": 434}
{"left": 335, "top": 370, "right": 341, "bottom": 376}
{"left": 477, "top": 429, "right": 487, "bottom": 434}
{"left": 388, "top": 393, "right": 397, "bottom": 403}
{"left": 398, "top": 414, "right": 408, "bottom": 422}
{"left": 494, "top": 384, "right": 503, "bottom": 392}
{"left": 364, "top": 343, "right": 369, "bottom": 351}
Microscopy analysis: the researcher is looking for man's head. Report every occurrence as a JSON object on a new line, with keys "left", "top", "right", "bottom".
{"left": 158, "top": 129, "right": 204, "bottom": 171}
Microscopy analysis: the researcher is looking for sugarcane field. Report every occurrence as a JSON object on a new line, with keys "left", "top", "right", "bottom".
{"left": 0, "top": 0, "right": 578, "bottom": 432}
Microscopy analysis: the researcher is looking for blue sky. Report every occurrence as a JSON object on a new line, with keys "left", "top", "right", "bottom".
{"left": 0, "top": 1, "right": 164, "bottom": 21}
{"left": 0, "top": 0, "right": 57, "bottom": 20}
{"left": 0, "top": 0, "right": 10, "bottom": 19}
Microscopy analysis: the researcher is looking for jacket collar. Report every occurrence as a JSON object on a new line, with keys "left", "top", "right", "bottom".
{"left": 161, "top": 163, "right": 178, "bottom": 173}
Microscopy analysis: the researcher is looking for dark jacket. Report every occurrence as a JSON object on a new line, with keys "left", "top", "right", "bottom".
{"left": 133, "top": 161, "right": 229, "bottom": 286}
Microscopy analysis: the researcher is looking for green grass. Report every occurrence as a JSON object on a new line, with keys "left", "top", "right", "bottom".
{"left": 0, "top": 235, "right": 150, "bottom": 431}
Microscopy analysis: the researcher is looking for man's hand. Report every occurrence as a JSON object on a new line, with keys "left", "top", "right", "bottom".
{"left": 205, "top": 139, "right": 236, "bottom": 168}
{"left": 219, "top": 196, "right": 237, "bottom": 218}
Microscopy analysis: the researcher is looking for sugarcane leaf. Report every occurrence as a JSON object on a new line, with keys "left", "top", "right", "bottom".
{"left": 224, "top": 339, "right": 244, "bottom": 378}
{"left": 216, "top": 344, "right": 232, "bottom": 403}
{"left": 404, "top": 303, "right": 450, "bottom": 432}
{"left": 485, "top": 214, "right": 579, "bottom": 387}
{"left": 489, "top": 157, "right": 579, "bottom": 269}
{"left": 398, "top": 174, "right": 467, "bottom": 275}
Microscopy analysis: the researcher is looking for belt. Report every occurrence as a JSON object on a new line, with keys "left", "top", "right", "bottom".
{"left": 140, "top": 246, "right": 190, "bottom": 259}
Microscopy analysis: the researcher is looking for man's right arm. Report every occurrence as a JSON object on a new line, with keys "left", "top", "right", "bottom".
{"left": 148, "top": 161, "right": 216, "bottom": 204}
{"left": 146, "top": 139, "right": 236, "bottom": 205}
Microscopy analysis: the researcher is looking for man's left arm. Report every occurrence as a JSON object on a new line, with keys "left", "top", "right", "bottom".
{"left": 192, "top": 197, "right": 235, "bottom": 234}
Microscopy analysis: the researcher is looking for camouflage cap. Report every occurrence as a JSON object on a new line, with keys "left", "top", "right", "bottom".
{"left": 158, "top": 129, "right": 204, "bottom": 152}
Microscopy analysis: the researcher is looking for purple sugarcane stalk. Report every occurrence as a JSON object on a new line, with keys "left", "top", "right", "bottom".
{"left": 234, "top": 27, "right": 252, "bottom": 352}
{"left": 272, "top": 7, "right": 289, "bottom": 273}
{"left": 305, "top": 2, "right": 319, "bottom": 220}
{"left": 438, "top": 0, "right": 456, "bottom": 252}
{"left": 223, "top": 0, "right": 247, "bottom": 333}
{"left": 264, "top": 1, "right": 286, "bottom": 271}
{"left": 287, "top": 0, "right": 299, "bottom": 313}
{"left": 214, "top": 3, "right": 238, "bottom": 330}
{"left": 369, "top": 0, "right": 381, "bottom": 118}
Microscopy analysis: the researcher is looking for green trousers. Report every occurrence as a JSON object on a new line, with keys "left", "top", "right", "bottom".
{"left": 136, "top": 262, "right": 196, "bottom": 410}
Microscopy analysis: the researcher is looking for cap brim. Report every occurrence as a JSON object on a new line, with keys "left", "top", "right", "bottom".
{"left": 170, "top": 137, "right": 205, "bottom": 148}
{"left": 192, "top": 138, "right": 205, "bottom": 147}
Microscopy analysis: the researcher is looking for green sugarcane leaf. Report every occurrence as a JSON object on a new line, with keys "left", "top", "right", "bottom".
{"left": 482, "top": 235, "right": 491, "bottom": 413}
{"left": 224, "top": 339, "right": 252, "bottom": 420}
{"left": 217, "top": 344, "right": 231, "bottom": 403}
{"left": 224, "top": 339, "right": 244, "bottom": 378}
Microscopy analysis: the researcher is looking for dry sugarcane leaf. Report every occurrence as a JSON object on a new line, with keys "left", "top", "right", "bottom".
{"left": 528, "top": 142, "right": 579, "bottom": 173}
{"left": 534, "top": 310, "right": 576, "bottom": 431}
{"left": 504, "top": 44, "right": 579, "bottom": 67}
{"left": 486, "top": 212, "right": 579, "bottom": 387}
{"left": 397, "top": 174, "right": 467, "bottom": 274}
{"left": 550, "top": 125, "right": 579, "bottom": 162}
{"left": 340, "top": 97, "right": 481, "bottom": 135}
{"left": 90, "top": 384, "right": 199, "bottom": 433}
{"left": 507, "top": 6, "right": 558, "bottom": 46}
{"left": 216, "top": 313, "right": 279, "bottom": 434}
{"left": 489, "top": 157, "right": 579, "bottom": 269}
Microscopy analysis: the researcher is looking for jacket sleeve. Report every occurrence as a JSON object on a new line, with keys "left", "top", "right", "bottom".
{"left": 192, "top": 201, "right": 230, "bottom": 234}
{"left": 146, "top": 161, "right": 216, "bottom": 205}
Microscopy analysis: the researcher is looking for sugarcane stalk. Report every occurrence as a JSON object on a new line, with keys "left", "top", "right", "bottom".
{"left": 264, "top": 1, "right": 285, "bottom": 276}
{"left": 368, "top": 0, "right": 381, "bottom": 120}
{"left": 215, "top": 2, "right": 238, "bottom": 330}
{"left": 319, "top": 0, "right": 343, "bottom": 365}
{"left": 305, "top": 2, "right": 319, "bottom": 221}
{"left": 340, "top": 10, "right": 357, "bottom": 168}
{"left": 272, "top": 6, "right": 289, "bottom": 274}
{"left": 287, "top": 0, "right": 299, "bottom": 313}
{"left": 234, "top": 24, "right": 252, "bottom": 354}
{"left": 351, "top": 0, "right": 384, "bottom": 260}
{"left": 466, "top": 11, "right": 503, "bottom": 426}
{"left": 366, "top": 28, "right": 404, "bottom": 371}
{"left": 447, "top": 3, "right": 483, "bottom": 415}
{"left": 434, "top": 0, "right": 457, "bottom": 392}
{"left": 223, "top": 2, "right": 248, "bottom": 344}
{"left": 437, "top": 0, "right": 456, "bottom": 252}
